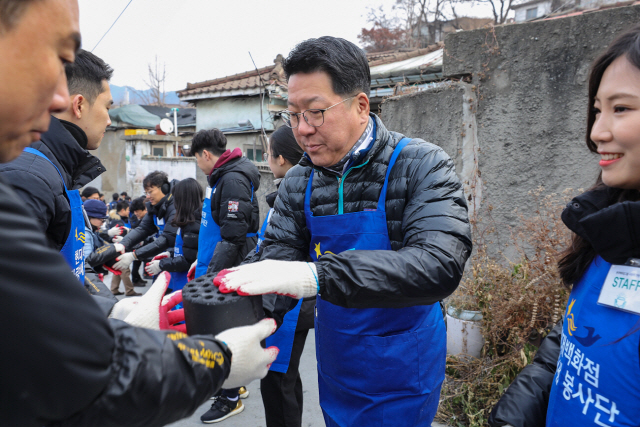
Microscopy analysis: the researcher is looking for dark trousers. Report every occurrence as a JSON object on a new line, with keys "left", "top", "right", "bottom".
{"left": 131, "top": 260, "right": 142, "bottom": 282}
{"left": 260, "top": 328, "right": 309, "bottom": 427}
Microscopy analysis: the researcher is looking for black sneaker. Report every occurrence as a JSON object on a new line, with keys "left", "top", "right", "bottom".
{"left": 200, "top": 397, "right": 244, "bottom": 423}
{"left": 132, "top": 279, "right": 147, "bottom": 287}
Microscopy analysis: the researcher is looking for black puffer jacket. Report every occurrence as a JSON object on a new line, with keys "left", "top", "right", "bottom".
{"left": 0, "top": 176, "right": 231, "bottom": 427}
{"left": 0, "top": 116, "right": 105, "bottom": 250}
{"left": 120, "top": 184, "right": 178, "bottom": 260}
{"left": 206, "top": 153, "right": 260, "bottom": 273}
{"left": 489, "top": 187, "right": 640, "bottom": 427}
{"left": 160, "top": 212, "right": 201, "bottom": 272}
{"left": 255, "top": 114, "right": 472, "bottom": 308}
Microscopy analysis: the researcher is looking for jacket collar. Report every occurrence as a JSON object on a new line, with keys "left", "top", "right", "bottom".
{"left": 562, "top": 187, "right": 640, "bottom": 264}
{"left": 38, "top": 116, "right": 105, "bottom": 189}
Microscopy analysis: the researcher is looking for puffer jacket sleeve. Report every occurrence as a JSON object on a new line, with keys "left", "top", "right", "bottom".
{"left": 134, "top": 202, "right": 178, "bottom": 260}
{"left": 0, "top": 179, "right": 231, "bottom": 427}
{"left": 489, "top": 321, "right": 562, "bottom": 427}
{"left": 315, "top": 142, "right": 472, "bottom": 308}
{"left": 119, "top": 212, "right": 158, "bottom": 250}
{"left": 160, "top": 220, "right": 200, "bottom": 273}
{"left": 0, "top": 164, "right": 68, "bottom": 250}
{"left": 207, "top": 172, "right": 254, "bottom": 273}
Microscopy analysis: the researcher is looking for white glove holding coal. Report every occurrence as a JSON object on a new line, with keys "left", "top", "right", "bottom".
{"left": 109, "top": 272, "right": 186, "bottom": 332}
{"left": 214, "top": 260, "right": 319, "bottom": 299}
{"left": 215, "top": 318, "right": 279, "bottom": 389}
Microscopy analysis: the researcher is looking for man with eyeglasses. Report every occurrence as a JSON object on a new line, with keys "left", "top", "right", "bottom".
{"left": 214, "top": 36, "right": 472, "bottom": 426}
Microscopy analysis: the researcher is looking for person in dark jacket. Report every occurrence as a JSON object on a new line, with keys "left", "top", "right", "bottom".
{"left": 190, "top": 128, "right": 261, "bottom": 423}
{"left": 252, "top": 126, "right": 311, "bottom": 427}
{"left": 82, "top": 186, "right": 101, "bottom": 201}
{"left": 129, "top": 195, "right": 151, "bottom": 285}
{"left": 0, "top": 48, "right": 111, "bottom": 282}
{"left": 214, "top": 36, "right": 472, "bottom": 427}
{"left": 109, "top": 192, "right": 119, "bottom": 210}
{"left": 0, "top": 1, "right": 278, "bottom": 425}
{"left": 145, "top": 178, "right": 202, "bottom": 293}
{"left": 113, "top": 171, "right": 179, "bottom": 271}
{"left": 489, "top": 24, "right": 640, "bottom": 427}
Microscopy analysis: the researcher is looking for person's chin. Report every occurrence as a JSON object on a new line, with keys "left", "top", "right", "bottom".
{"left": 0, "top": 135, "right": 32, "bottom": 163}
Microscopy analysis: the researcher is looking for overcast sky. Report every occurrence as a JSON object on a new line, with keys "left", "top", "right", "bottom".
{"left": 79, "top": 0, "right": 494, "bottom": 92}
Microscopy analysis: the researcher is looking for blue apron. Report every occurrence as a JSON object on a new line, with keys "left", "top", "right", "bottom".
{"left": 547, "top": 256, "right": 640, "bottom": 426}
{"left": 259, "top": 207, "right": 304, "bottom": 373}
{"left": 170, "top": 227, "right": 189, "bottom": 292}
{"left": 195, "top": 181, "right": 255, "bottom": 278}
{"left": 24, "top": 147, "right": 85, "bottom": 284}
{"left": 304, "top": 138, "right": 446, "bottom": 427}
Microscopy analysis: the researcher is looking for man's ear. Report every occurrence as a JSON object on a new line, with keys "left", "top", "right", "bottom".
{"left": 355, "top": 92, "right": 370, "bottom": 124}
{"left": 278, "top": 155, "right": 286, "bottom": 167}
{"left": 71, "top": 94, "right": 85, "bottom": 119}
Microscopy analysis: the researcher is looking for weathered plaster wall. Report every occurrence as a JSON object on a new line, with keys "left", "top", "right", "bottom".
{"left": 89, "top": 129, "right": 127, "bottom": 194}
{"left": 381, "top": 5, "right": 640, "bottom": 252}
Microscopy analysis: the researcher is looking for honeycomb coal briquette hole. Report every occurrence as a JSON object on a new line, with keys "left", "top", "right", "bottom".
{"left": 204, "top": 295, "right": 213, "bottom": 300}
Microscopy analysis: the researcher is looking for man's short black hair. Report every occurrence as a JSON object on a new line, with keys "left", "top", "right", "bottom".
{"left": 120, "top": 191, "right": 128, "bottom": 197}
{"left": 81, "top": 186, "right": 100, "bottom": 199}
{"left": 116, "top": 200, "right": 129, "bottom": 213}
{"left": 143, "top": 171, "right": 169, "bottom": 191}
{"left": 65, "top": 49, "right": 113, "bottom": 104}
{"left": 130, "top": 196, "right": 146, "bottom": 212}
{"left": 190, "top": 128, "right": 227, "bottom": 157}
{"left": 112, "top": 192, "right": 119, "bottom": 201}
{"left": 0, "top": 0, "right": 40, "bottom": 32}
{"left": 283, "top": 36, "right": 371, "bottom": 97}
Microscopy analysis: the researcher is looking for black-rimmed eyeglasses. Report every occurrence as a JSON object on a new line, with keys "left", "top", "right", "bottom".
{"left": 280, "top": 96, "right": 355, "bottom": 129}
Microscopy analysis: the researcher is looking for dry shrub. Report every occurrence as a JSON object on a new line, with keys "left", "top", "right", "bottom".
{"left": 436, "top": 187, "right": 576, "bottom": 427}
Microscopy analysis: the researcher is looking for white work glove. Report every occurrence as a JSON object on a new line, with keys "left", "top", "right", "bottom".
{"left": 107, "top": 225, "right": 125, "bottom": 237}
{"left": 113, "top": 243, "right": 125, "bottom": 254}
{"left": 215, "top": 318, "right": 279, "bottom": 389}
{"left": 109, "top": 272, "right": 186, "bottom": 332}
{"left": 187, "top": 260, "right": 197, "bottom": 282}
{"left": 214, "top": 260, "right": 319, "bottom": 299}
{"left": 145, "top": 259, "right": 163, "bottom": 276}
{"left": 113, "top": 251, "right": 136, "bottom": 271}
{"left": 112, "top": 235, "right": 123, "bottom": 243}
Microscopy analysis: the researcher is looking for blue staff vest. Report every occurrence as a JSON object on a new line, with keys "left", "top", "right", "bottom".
{"left": 547, "top": 256, "right": 640, "bottom": 426}
{"left": 304, "top": 138, "right": 446, "bottom": 427}
{"left": 170, "top": 227, "right": 189, "bottom": 292}
{"left": 24, "top": 147, "right": 85, "bottom": 284}
{"left": 195, "top": 180, "right": 255, "bottom": 278}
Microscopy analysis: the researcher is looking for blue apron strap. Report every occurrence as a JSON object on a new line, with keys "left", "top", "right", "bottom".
{"left": 376, "top": 137, "right": 411, "bottom": 211}
{"left": 24, "top": 147, "right": 69, "bottom": 190}
{"left": 303, "top": 169, "right": 315, "bottom": 217}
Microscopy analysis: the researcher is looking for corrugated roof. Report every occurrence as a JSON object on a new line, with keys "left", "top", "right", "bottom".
{"left": 177, "top": 56, "right": 287, "bottom": 101}
{"left": 109, "top": 104, "right": 161, "bottom": 128}
{"left": 370, "top": 48, "right": 443, "bottom": 79}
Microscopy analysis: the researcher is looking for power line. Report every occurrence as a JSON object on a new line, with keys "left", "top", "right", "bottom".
{"left": 91, "top": 0, "right": 134, "bottom": 52}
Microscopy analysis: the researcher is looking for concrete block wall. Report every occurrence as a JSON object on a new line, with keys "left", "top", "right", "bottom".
{"left": 381, "top": 5, "right": 640, "bottom": 253}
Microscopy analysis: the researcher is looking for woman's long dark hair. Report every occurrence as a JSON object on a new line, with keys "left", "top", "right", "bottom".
{"left": 558, "top": 24, "right": 640, "bottom": 287}
{"left": 270, "top": 126, "right": 304, "bottom": 166}
{"left": 172, "top": 178, "right": 204, "bottom": 228}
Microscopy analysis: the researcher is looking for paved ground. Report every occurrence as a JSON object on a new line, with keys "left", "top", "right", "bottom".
{"left": 109, "top": 272, "right": 450, "bottom": 427}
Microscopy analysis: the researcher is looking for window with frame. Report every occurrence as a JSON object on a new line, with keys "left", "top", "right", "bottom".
{"left": 526, "top": 7, "right": 538, "bottom": 20}
{"left": 151, "top": 145, "right": 165, "bottom": 157}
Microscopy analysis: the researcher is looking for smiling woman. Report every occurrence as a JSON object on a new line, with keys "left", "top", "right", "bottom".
{"left": 489, "top": 24, "right": 640, "bottom": 427}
